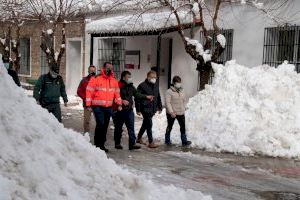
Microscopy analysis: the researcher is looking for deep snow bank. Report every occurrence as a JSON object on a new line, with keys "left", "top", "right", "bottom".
{"left": 153, "top": 61, "right": 300, "bottom": 158}
{"left": 0, "top": 66, "right": 211, "bottom": 199}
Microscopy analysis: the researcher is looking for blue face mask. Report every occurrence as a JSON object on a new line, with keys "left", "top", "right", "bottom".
{"left": 3, "top": 63, "right": 9, "bottom": 70}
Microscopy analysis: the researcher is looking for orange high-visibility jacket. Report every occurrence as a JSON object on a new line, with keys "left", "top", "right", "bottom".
{"left": 86, "top": 68, "right": 122, "bottom": 107}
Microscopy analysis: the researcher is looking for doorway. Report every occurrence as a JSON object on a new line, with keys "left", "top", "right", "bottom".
{"left": 66, "top": 39, "right": 82, "bottom": 95}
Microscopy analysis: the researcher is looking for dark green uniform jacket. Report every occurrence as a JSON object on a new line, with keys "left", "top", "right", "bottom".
{"left": 33, "top": 73, "right": 68, "bottom": 106}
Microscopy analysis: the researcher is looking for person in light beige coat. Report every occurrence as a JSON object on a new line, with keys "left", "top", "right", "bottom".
{"left": 165, "top": 76, "right": 191, "bottom": 146}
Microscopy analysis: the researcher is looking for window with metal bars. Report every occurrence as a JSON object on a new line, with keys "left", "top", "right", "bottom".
{"left": 40, "top": 51, "right": 49, "bottom": 75}
{"left": 198, "top": 29, "right": 234, "bottom": 90}
{"left": 263, "top": 26, "right": 300, "bottom": 72}
{"left": 19, "top": 38, "right": 31, "bottom": 76}
{"left": 98, "top": 38, "right": 126, "bottom": 80}
{"left": 40, "top": 36, "right": 55, "bottom": 75}
{"left": 170, "top": 0, "right": 189, "bottom": 7}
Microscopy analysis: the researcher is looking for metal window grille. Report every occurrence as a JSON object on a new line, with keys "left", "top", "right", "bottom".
{"left": 40, "top": 51, "right": 49, "bottom": 75}
{"left": 263, "top": 26, "right": 300, "bottom": 72}
{"left": 198, "top": 29, "right": 234, "bottom": 89}
{"left": 98, "top": 38, "right": 126, "bottom": 80}
{"left": 170, "top": 0, "right": 189, "bottom": 7}
{"left": 19, "top": 38, "right": 30, "bottom": 75}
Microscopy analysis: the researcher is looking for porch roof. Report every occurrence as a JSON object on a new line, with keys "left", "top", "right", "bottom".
{"left": 86, "top": 11, "right": 194, "bottom": 36}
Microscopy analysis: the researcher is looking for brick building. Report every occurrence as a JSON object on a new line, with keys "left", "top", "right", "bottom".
{"left": 0, "top": 21, "right": 85, "bottom": 94}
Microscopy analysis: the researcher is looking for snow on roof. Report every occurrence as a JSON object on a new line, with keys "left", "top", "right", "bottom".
{"left": 86, "top": 11, "right": 193, "bottom": 34}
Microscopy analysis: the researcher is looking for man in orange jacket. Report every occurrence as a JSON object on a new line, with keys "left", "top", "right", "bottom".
{"left": 86, "top": 62, "right": 122, "bottom": 152}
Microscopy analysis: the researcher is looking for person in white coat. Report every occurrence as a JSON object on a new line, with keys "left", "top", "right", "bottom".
{"left": 165, "top": 76, "right": 191, "bottom": 146}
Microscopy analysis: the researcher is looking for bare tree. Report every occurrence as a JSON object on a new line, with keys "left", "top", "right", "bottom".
{"left": 0, "top": 0, "right": 26, "bottom": 72}
{"left": 104, "top": 0, "right": 294, "bottom": 89}
{"left": 24, "top": 0, "right": 97, "bottom": 70}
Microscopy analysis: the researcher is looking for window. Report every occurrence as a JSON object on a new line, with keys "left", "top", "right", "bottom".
{"left": 263, "top": 26, "right": 300, "bottom": 72}
{"left": 19, "top": 38, "right": 31, "bottom": 76}
{"left": 98, "top": 38, "right": 126, "bottom": 79}
{"left": 198, "top": 29, "right": 234, "bottom": 89}
{"left": 40, "top": 51, "right": 49, "bottom": 75}
{"left": 170, "top": 0, "right": 189, "bottom": 7}
{"left": 200, "top": 29, "right": 234, "bottom": 65}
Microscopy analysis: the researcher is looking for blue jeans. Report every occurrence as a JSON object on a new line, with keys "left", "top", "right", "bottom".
{"left": 114, "top": 109, "right": 136, "bottom": 147}
{"left": 165, "top": 113, "right": 188, "bottom": 145}
{"left": 92, "top": 106, "right": 112, "bottom": 148}
{"left": 137, "top": 112, "right": 154, "bottom": 144}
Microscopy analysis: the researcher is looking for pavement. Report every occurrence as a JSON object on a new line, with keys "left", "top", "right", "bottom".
{"left": 62, "top": 107, "right": 300, "bottom": 200}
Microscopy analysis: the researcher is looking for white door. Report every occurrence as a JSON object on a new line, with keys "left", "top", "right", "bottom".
{"left": 66, "top": 40, "right": 82, "bottom": 95}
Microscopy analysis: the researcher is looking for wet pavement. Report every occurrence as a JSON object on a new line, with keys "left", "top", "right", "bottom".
{"left": 62, "top": 107, "right": 300, "bottom": 200}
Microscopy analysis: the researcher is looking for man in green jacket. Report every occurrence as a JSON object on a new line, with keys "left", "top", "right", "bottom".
{"left": 34, "top": 63, "right": 68, "bottom": 122}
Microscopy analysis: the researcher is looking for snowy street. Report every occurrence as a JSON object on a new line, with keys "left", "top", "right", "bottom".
{"left": 62, "top": 107, "right": 300, "bottom": 200}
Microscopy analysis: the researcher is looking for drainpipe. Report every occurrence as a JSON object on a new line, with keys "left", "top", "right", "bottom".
{"left": 90, "top": 34, "right": 94, "bottom": 66}
{"left": 156, "top": 35, "right": 161, "bottom": 85}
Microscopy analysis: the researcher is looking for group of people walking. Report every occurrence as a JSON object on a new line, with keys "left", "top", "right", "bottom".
{"left": 33, "top": 62, "right": 191, "bottom": 153}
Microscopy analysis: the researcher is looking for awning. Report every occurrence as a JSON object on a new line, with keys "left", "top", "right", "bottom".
{"left": 86, "top": 11, "right": 194, "bottom": 36}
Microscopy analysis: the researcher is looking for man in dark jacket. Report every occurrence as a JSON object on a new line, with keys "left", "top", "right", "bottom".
{"left": 113, "top": 71, "right": 153, "bottom": 150}
{"left": 136, "top": 70, "right": 162, "bottom": 148}
{"left": 2, "top": 57, "right": 21, "bottom": 87}
{"left": 77, "top": 65, "right": 96, "bottom": 133}
{"left": 33, "top": 63, "right": 68, "bottom": 122}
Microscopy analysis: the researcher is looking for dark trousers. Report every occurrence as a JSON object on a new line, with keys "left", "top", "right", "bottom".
{"left": 165, "top": 113, "right": 188, "bottom": 145}
{"left": 43, "top": 103, "right": 62, "bottom": 122}
{"left": 137, "top": 112, "right": 154, "bottom": 144}
{"left": 92, "top": 106, "right": 112, "bottom": 148}
{"left": 114, "top": 109, "right": 136, "bottom": 147}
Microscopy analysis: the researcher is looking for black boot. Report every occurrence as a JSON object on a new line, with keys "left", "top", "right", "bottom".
{"left": 115, "top": 144, "right": 123, "bottom": 150}
{"left": 129, "top": 144, "right": 141, "bottom": 150}
{"left": 100, "top": 146, "right": 109, "bottom": 153}
{"left": 182, "top": 141, "right": 192, "bottom": 146}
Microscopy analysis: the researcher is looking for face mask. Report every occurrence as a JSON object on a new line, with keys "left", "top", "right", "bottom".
{"left": 50, "top": 71, "right": 58, "bottom": 78}
{"left": 105, "top": 68, "right": 112, "bottom": 75}
{"left": 174, "top": 83, "right": 182, "bottom": 89}
{"left": 125, "top": 78, "right": 133, "bottom": 84}
{"left": 89, "top": 72, "right": 96, "bottom": 76}
{"left": 149, "top": 78, "right": 156, "bottom": 84}
{"left": 4, "top": 63, "right": 9, "bottom": 70}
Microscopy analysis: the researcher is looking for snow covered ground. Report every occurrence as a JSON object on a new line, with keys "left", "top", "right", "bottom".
{"left": 0, "top": 64, "right": 211, "bottom": 199}
{"left": 153, "top": 60, "right": 300, "bottom": 159}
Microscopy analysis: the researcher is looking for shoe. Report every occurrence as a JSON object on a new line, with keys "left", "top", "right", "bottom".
{"left": 136, "top": 139, "right": 147, "bottom": 145}
{"left": 148, "top": 143, "right": 159, "bottom": 148}
{"left": 165, "top": 141, "right": 172, "bottom": 146}
{"left": 115, "top": 144, "right": 123, "bottom": 150}
{"left": 100, "top": 146, "right": 109, "bottom": 153}
{"left": 182, "top": 141, "right": 192, "bottom": 146}
{"left": 129, "top": 144, "right": 141, "bottom": 150}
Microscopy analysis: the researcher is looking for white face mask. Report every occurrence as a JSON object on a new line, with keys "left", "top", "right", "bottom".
{"left": 174, "top": 83, "right": 182, "bottom": 89}
{"left": 149, "top": 78, "right": 156, "bottom": 84}
{"left": 126, "top": 78, "right": 133, "bottom": 84}
{"left": 50, "top": 71, "right": 58, "bottom": 78}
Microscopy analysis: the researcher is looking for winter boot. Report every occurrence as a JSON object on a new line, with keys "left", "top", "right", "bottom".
{"left": 100, "top": 146, "right": 109, "bottom": 153}
{"left": 129, "top": 144, "right": 141, "bottom": 150}
{"left": 136, "top": 138, "right": 147, "bottom": 145}
{"left": 115, "top": 144, "right": 123, "bottom": 150}
{"left": 148, "top": 143, "right": 159, "bottom": 148}
{"left": 182, "top": 141, "right": 192, "bottom": 147}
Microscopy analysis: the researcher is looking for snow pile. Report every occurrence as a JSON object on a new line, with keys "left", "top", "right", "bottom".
{"left": 153, "top": 60, "right": 300, "bottom": 159}
{"left": 86, "top": 11, "right": 192, "bottom": 34}
{"left": 0, "top": 67, "right": 211, "bottom": 199}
